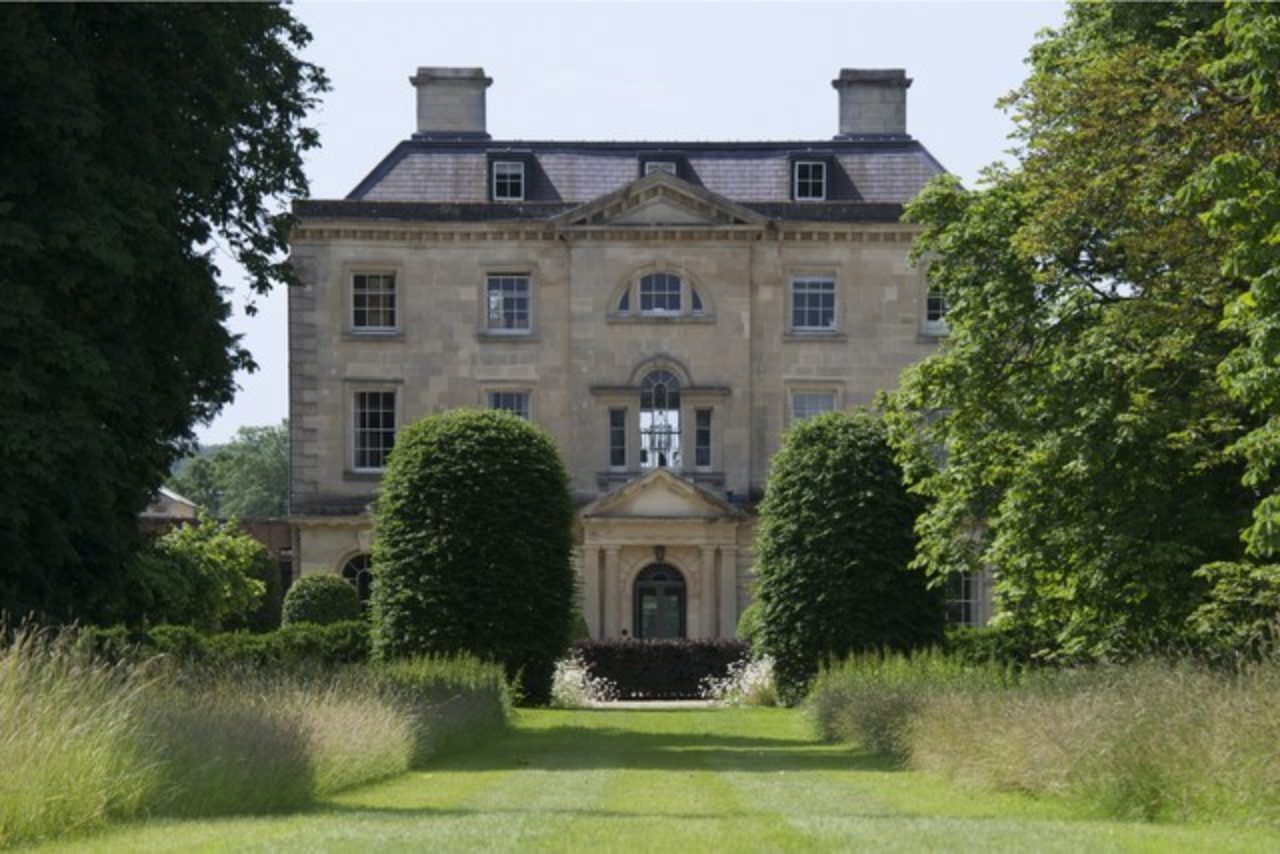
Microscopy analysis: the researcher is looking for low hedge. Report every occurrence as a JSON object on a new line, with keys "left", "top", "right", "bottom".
{"left": 77, "top": 621, "right": 370, "bottom": 669}
{"left": 574, "top": 638, "right": 749, "bottom": 700}
{"left": 282, "top": 575, "right": 361, "bottom": 626}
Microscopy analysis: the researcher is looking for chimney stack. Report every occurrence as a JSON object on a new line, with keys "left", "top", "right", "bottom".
{"left": 832, "top": 69, "right": 911, "bottom": 138}
{"left": 409, "top": 67, "right": 492, "bottom": 139}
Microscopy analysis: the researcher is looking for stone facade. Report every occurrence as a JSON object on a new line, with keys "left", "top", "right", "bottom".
{"left": 287, "top": 67, "right": 983, "bottom": 639}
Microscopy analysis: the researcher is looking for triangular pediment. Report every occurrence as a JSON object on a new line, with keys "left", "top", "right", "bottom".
{"left": 580, "top": 469, "right": 745, "bottom": 520}
{"left": 552, "top": 173, "right": 769, "bottom": 229}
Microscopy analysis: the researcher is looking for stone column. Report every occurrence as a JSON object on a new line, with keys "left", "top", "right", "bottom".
{"left": 603, "top": 546, "right": 621, "bottom": 638}
{"left": 582, "top": 547, "right": 601, "bottom": 639}
{"left": 719, "top": 546, "right": 738, "bottom": 638}
{"left": 699, "top": 545, "right": 718, "bottom": 639}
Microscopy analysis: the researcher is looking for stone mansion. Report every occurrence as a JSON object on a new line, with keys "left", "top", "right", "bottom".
{"left": 287, "top": 66, "right": 987, "bottom": 641}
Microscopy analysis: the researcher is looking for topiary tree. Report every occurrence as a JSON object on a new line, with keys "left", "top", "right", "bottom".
{"left": 755, "top": 411, "right": 943, "bottom": 703}
{"left": 281, "top": 574, "right": 360, "bottom": 626}
{"left": 371, "top": 409, "right": 574, "bottom": 705}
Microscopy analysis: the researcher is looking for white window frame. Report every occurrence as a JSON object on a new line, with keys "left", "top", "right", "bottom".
{"left": 946, "top": 571, "right": 978, "bottom": 626}
{"left": 793, "top": 160, "right": 827, "bottom": 201}
{"left": 790, "top": 391, "right": 836, "bottom": 423}
{"left": 925, "top": 286, "right": 949, "bottom": 337}
{"left": 644, "top": 161, "right": 678, "bottom": 177}
{"left": 351, "top": 388, "right": 397, "bottom": 473}
{"left": 608, "top": 407, "right": 628, "bottom": 470}
{"left": 350, "top": 270, "right": 398, "bottom": 333}
{"left": 790, "top": 277, "right": 837, "bottom": 332}
{"left": 492, "top": 161, "right": 525, "bottom": 202}
{"left": 485, "top": 273, "right": 532, "bottom": 334}
{"left": 487, "top": 389, "right": 532, "bottom": 421}
{"left": 638, "top": 273, "right": 683, "bottom": 316}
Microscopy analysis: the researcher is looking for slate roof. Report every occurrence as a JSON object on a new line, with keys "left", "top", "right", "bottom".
{"left": 344, "top": 139, "right": 944, "bottom": 203}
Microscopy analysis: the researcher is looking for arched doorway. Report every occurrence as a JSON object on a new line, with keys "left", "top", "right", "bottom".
{"left": 341, "top": 553, "right": 374, "bottom": 608}
{"left": 633, "top": 563, "right": 686, "bottom": 639}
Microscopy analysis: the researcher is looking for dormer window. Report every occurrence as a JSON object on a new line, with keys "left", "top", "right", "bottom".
{"left": 644, "top": 161, "right": 678, "bottom": 177}
{"left": 492, "top": 161, "right": 525, "bottom": 201}
{"left": 793, "top": 161, "right": 827, "bottom": 201}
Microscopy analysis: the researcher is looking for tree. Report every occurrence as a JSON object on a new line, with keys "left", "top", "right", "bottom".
{"left": 884, "top": 2, "right": 1278, "bottom": 660}
{"left": 0, "top": 6, "right": 325, "bottom": 623}
{"left": 371, "top": 410, "right": 574, "bottom": 705}
{"left": 131, "top": 515, "right": 269, "bottom": 633}
{"left": 168, "top": 422, "right": 290, "bottom": 519}
{"left": 755, "top": 412, "right": 942, "bottom": 702}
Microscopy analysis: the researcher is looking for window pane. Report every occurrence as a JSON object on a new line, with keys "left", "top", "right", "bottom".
{"left": 493, "top": 161, "right": 525, "bottom": 200}
{"left": 352, "top": 273, "right": 396, "bottom": 329}
{"left": 639, "top": 273, "right": 681, "bottom": 314}
{"left": 640, "top": 370, "right": 681, "bottom": 469}
{"left": 488, "top": 391, "right": 530, "bottom": 420}
{"left": 792, "top": 392, "right": 834, "bottom": 421}
{"left": 792, "top": 278, "right": 835, "bottom": 330}
{"left": 695, "top": 408, "right": 712, "bottom": 468}
{"left": 609, "top": 408, "right": 626, "bottom": 467}
{"left": 354, "top": 391, "right": 395, "bottom": 469}
{"left": 486, "top": 275, "right": 531, "bottom": 331}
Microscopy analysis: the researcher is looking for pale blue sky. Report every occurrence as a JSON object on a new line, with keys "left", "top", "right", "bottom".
{"left": 197, "top": 0, "right": 1065, "bottom": 444}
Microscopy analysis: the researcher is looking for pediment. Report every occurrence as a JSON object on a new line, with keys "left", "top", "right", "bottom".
{"left": 552, "top": 173, "right": 769, "bottom": 229}
{"left": 581, "top": 469, "right": 744, "bottom": 520}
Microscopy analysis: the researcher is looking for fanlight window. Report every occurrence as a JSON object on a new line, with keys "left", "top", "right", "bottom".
{"left": 617, "top": 273, "right": 705, "bottom": 317}
{"left": 342, "top": 554, "right": 374, "bottom": 607}
{"left": 639, "top": 370, "right": 681, "bottom": 469}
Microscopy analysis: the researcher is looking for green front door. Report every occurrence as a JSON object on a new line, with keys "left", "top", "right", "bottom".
{"left": 634, "top": 564, "right": 686, "bottom": 639}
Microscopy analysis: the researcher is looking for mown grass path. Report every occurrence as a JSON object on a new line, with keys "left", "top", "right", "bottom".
{"left": 38, "top": 707, "right": 1280, "bottom": 852}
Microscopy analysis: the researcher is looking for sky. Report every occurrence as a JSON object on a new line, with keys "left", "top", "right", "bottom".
{"left": 196, "top": 0, "right": 1066, "bottom": 445}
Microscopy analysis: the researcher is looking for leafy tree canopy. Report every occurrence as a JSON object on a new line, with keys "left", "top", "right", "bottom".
{"left": 755, "top": 412, "right": 942, "bottom": 702}
{"left": 884, "top": 1, "right": 1280, "bottom": 660}
{"left": 168, "top": 421, "right": 289, "bottom": 519}
{"left": 0, "top": 6, "right": 325, "bottom": 623}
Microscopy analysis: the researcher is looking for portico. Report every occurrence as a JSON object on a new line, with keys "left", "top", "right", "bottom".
{"left": 577, "top": 469, "right": 750, "bottom": 640}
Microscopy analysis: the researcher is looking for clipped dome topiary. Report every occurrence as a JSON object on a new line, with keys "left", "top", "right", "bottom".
{"left": 371, "top": 409, "right": 574, "bottom": 705}
{"left": 755, "top": 411, "right": 944, "bottom": 703}
{"left": 281, "top": 574, "right": 361, "bottom": 626}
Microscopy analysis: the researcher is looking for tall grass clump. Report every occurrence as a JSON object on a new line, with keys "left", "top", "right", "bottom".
{"left": 907, "top": 659, "right": 1280, "bottom": 821}
{"left": 0, "top": 627, "right": 510, "bottom": 847}
{"left": 809, "top": 650, "right": 1014, "bottom": 759}
{"left": 0, "top": 629, "right": 152, "bottom": 845}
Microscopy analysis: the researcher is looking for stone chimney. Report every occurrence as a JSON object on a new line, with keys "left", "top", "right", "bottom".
{"left": 409, "top": 67, "right": 492, "bottom": 139}
{"left": 832, "top": 69, "right": 911, "bottom": 137}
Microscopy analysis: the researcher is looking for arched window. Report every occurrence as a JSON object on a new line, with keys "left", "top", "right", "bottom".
{"left": 633, "top": 564, "right": 686, "bottom": 639}
{"left": 616, "top": 272, "right": 705, "bottom": 317}
{"left": 640, "top": 370, "right": 681, "bottom": 469}
{"left": 341, "top": 554, "right": 374, "bottom": 607}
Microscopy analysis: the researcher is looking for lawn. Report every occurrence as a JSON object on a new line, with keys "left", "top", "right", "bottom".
{"left": 32, "top": 707, "right": 1280, "bottom": 853}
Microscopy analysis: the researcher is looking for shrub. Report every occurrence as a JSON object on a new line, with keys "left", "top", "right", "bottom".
{"left": 282, "top": 574, "right": 361, "bottom": 626}
{"left": 550, "top": 651, "right": 619, "bottom": 708}
{"left": 736, "top": 600, "right": 764, "bottom": 656}
{"left": 755, "top": 412, "right": 944, "bottom": 702}
{"left": 372, "top": 409, "right": 574, "bottom": 705}
{"left": 76, "top": 620, "right": 371, "bottom": 669}
{"left": 575, "top": 638, "right": 749, "bottom": 699}
{"left": 1189, "top": 561, "right": 1280, "bottom": 660}
{"left": 701, "top": 655, "right": 778, "bottom": 707}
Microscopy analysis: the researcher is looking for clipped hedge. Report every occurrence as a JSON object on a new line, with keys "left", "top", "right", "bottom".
{"left": 282, "top": 574, "right": 361, "bottom": 626}
{"left": 77, "top": 621, "right": 370, "bottom": 669}
{"left": 575, "top": 639, "right": 749, "bottom": 700}
{"left": 755, "top": 411, "right": 944, "bottom": 702}
{"left": 373, "top": 409, "right": 574, "bottom": 705}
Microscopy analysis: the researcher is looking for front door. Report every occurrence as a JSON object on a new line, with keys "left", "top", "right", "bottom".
{"left": 634, "top": 563, "right": 686, "bottom": 638}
